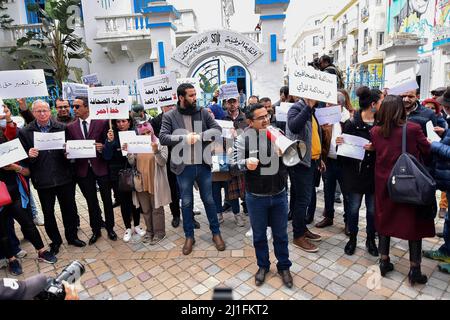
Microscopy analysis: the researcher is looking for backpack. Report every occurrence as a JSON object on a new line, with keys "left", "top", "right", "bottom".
{"left": 325, "top": 65, "right": 345, "bottom": 89}
{"left": 387, "top": 124, "right": 436, "bottom": 206}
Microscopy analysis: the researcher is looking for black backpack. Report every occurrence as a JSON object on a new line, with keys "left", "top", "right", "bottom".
{"left": 387, "top": 124, "right": 436, "bottom": 206}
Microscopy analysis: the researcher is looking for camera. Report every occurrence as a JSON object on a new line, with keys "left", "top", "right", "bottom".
{"left": 35, "top": 261, "right": 85, "bottom": 300}
{"left": 307, "top": 58, "right": 320, "bottom": 70}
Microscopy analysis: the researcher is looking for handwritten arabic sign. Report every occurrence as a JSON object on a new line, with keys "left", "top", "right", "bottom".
{"left": 314, "top": 105, "right": 341, "bottom": 126}
{"left": 66, "top": 140, "right": 96, "bottom": 159}
{"left": 34, "top": 131, "right": 66, "bottom": 151}
{"left": 219, "top": 83, "right": 239, "bottom": 101}
{"left": 126, "top": 135, "right": 153, "bottom": 154}
{"left": 88, "top": 86, "right": 130, "bottom": 120}
{"left": 172, "top": 30, "right": 264, "bottom": 67}
{"left": 81, "top": 74, "right": 99, "bottom": 86}
{"left": 289, "top": 66, "right": 337, "bottom": 104}
{"left": 0, "top": 69, "right": 48, "bottom": 99}
{"left": 386, "top": 69, "right": 419, "bottom": 96}
{"left": 137, "top": 73, "right": 178, "bottom": 110}
{"left": 337, "top": 134, "right": 369, "bottom": 161}
{"left": 0, "top": 139, "right": 28, "bottom": 168}
{"left": 62, "top": 82, "right": 89, "bottom": 101}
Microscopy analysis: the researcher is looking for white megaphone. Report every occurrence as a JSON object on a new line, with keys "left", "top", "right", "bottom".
{"left": 266, "top": 126, "right": 306, "bottom": 167}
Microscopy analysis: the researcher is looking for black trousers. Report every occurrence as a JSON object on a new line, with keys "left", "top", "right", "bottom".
{"left": 77, "top": 167, "right": 114, "bottom": 233}
{"left": 71, "top": 182, "right": 81, "bottom": 227}
{"left": 36, "top": 182, "right": 78, "bottom": 245}
{"left": 379, "top": 235, "right": 422, "bottom": 264}
{"left": 111, "top": 179, "right": 140, "bottom": 229}
{"left": 0, "top": 201, "right": 44, "bottom": 259}
{"left": 167, "top": 164, "right": 181, "bottom": 218}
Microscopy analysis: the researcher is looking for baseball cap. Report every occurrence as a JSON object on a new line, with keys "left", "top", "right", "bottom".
{"left": 226, "top": 97, "right": 238, "bottom": 102}
{"left": 0, "top": 274, "right": 48, "bottom": 300}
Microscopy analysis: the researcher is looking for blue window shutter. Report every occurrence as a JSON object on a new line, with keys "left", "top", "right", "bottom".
{"left": 158, "top": 42, "right": 166, "bottom": 68}
{"left": 139, "top": 63, "right": 154, "bottom": 79}
{"left": 270, "top": 34, "right": 277, "bottom": 62}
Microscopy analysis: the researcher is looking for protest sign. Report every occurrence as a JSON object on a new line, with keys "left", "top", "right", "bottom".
{"left": 337, "top": 134, "right": 370, "bottom": 161}
{"left": 118, "top": 131, "right": 137, "bottom": 156}
{"left": 81, "top": 74, "right": 99, "bottom": 86}
{"left": 126, "top": 135, "right": 153, "bottom": 154}
{"left": 88, "top": 86, "right": 130, "bottom": 120}
{"left": 34, "top": 131, "right": 66, "bottom": 151}
{"left": 0, "top": 69, "right": 48, "bottom": 99}
{"left": 137, "top": 73, "right": 178, "bottom": 110}
{"left": 289, "top": 66, "right": 337, "bottom": 104}
{"left": 387, "top": 69, "right": 419, "bottom": 96}
{"left": 66, "top": 140, "right": 96, "bottom": 159}
{"left": 314, "top": 105, "right": 341, "bottom": 125}
{"left": 62, "top": 82, "right": 89, "bottom": 101}
{"left": 275, "top": 102, "right": 294, "bottom": 123}
{"left": 426, "top": 121, "right": 441, "bottom": 143}
{"left": 10, "top": 116, "right": 25, "bottom": 129}
{"left": 0, "top": 139, "right": 28, "bottom": 168}
{"left": 219, "top": 83, "right": 239, "bottom": 100}
{"left": 216, "top": 120, "right": 235, "bottom": 139}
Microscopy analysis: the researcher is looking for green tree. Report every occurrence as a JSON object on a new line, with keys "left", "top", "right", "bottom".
{"left": 199, "top": 73, "right": 219, "bottom": 94}
{"left": 10, "top": 0, "right": 91, "bottom": 90}
{"left": 0, "top": 0, "right": 14, "bottom": 28}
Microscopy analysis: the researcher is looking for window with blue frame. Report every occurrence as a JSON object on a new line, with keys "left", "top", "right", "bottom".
{"left": 133, "top": 0, "right": 159, "bottom": 29}
{"left": 139, "top": 63, "right": 154, "bottom": 79}
{"left": 25, "top": 0, "right": 46, "bottom": 24}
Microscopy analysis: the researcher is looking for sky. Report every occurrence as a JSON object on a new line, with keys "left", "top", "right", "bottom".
{"left": 170, "top": 0, "right": 346, "bottom": 43}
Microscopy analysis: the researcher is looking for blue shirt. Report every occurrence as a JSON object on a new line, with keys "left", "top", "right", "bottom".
{"left": 208, "top": 103, "right": 225, "bottom": 120}
{"left": 37, "top": 121, "right": 51, "bottom": 133}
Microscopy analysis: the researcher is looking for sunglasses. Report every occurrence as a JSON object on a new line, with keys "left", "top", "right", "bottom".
{"left": 73, "top": 104, "right": 83, "bottom": 109}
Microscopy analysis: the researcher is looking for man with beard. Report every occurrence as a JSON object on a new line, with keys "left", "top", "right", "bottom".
{"left": 260, "top": 97, "right": 276, "bottom": 126}
{"left": 160, "top": 83, "right": 225, "bottom": 255}
{"left": 401, "top": 89, "right": 438, "bottom": 135}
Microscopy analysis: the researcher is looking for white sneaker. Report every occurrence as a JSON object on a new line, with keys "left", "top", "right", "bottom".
{"left": 193, "top": 206, "right": 201, "bottom": 215}
{"left": 123, "top": 229, "right": 132, "bottom": 242}
{"left": 245, "top": 228, "right": 253, "bottom": 237}
{"left": 218, "top": 213, "right": 224, "bottom": 224}
{"left": 234, "top": 213, "right": 245, "bottom": 227}
{"left": 266, "top": 227, "right": 272, "bottom": 241}
{"left": 33, "top": 216, "right": 44, "bottom": 226}
{"left": 134, "top": 226, "right": 146, "bottom": 237}
{"left": 0, "top": 258, "right": 7, "bottom": 269}
{"left": 15, "top": 249, "right": 27, "bottom": 259}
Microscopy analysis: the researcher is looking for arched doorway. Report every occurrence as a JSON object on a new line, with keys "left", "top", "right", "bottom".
{"left": 139, "top": 62, "right": 154, "bottom": 79}
{"left": 227, "top": 65, "right": 247, "bottom": 95}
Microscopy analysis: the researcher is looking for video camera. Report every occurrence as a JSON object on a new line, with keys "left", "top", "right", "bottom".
{"left": 307, "top": 58, "right": 320, "bottom": 70}
{"left": 35, "top": 261, "right": 85, "bottom": 300}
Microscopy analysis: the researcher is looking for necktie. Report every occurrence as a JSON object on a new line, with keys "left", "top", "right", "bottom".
{"left": 82, "top": 120, "right": 88, "bottom": 139}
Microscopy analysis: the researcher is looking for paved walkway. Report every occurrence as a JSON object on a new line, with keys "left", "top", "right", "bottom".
{"left": 1, "top": 187, "right": 449, "bottom": 300}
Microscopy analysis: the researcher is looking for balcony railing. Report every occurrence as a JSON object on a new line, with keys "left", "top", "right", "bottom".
{"left": 10, "top": 23, "right": 44, "bottom": 41}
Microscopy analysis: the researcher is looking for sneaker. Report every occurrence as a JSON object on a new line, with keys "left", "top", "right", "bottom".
{"left": 142, "top": 233, "right": 153, "bottom": 244}
{"left": 150, "top": 234, "right": 166, "bottom": 246}
{"left": 15, "top": 249, "right": 27, "bottom": 259}
{"left": 8, "top": 259, "right": 23, "bottom": 276}
{"left": 305, "top": 229, "right": 322, "bottom": 242}
{"left": 38, "top": 250, "right": 57, "bottom": 264}
{"left": 134, "top": 226, "right": 146, "bottom": 237}
{"left": 33, "top": 215, "right": 45, "bottom": 226}
{"left": 218, "top": 213, "right": 224, "bottom": 224}
{"left": 193, "top": 206, "right": 201, "bottom": 215}
{"left": 0, "top": 258, "right": 7, "bottom": 269}
{"left": 266, "top": 227, "right": 272, "bottom": 241}
{"left": 245, "top": 228, "right": 253, "bottom": 238}
{"left": 423, "top": 250, "right": 450, "bottom": 263}
{"left": 293, "top": 236, "right": 319, "bottom": 253}
{"left": 234, "top": 213, "right": 245, "bottom": 227}
{"left": 123, "top": 228, "right": 133, "bottom": 242}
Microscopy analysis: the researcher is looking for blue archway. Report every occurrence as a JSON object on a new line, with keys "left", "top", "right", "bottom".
{"left": 139, "top": 62, "right": 154, "bottom": 79}
{"left": 227, "top": 65, "right": 246, "bottom": 95}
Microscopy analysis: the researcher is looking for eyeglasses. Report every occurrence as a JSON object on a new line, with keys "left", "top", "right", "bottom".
{"left": 33, "top": 109, "right": 50, "bottom": 114}
{"left": 253, "top": 115, "right": 270, "bottom": 121}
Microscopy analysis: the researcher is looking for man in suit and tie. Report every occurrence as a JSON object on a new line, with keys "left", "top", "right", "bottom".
{"left": 66, "top": 96, "right": 117, "bottom": 245}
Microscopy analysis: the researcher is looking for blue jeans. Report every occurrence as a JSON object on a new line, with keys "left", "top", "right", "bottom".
{"left": 289, "top": 160, "right": 318, "bottom": 238}
{"left": 306, "top": 185, "right": 316, "bottom": 221}
{"left": 440, "top": 211, "right": 450, "bottom": 255}
{"left": 177, "top": 165, "right": 220, "bottom": 238}
{"left": 347, "top": 193, "right": 375, "bottom": 238}
{"left": 246, "top": 190, "right": 291, "bottom": 271}
{"left": 212, "top": 181, "right": 239, "bottom": 214}
{"left": 323, "top": 158, "right": 348, "bottom": 221}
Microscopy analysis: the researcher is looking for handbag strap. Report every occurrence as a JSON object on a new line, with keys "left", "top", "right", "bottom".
{"left": 402, "top": 123, "right": 407, "bottom": 154}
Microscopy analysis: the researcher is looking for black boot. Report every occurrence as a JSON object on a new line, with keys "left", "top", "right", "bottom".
{"left": 408, "top": 266, "right": 427, "bottom": 285}
{"left": 379, "top": 258, "right": 394, "bottom": 277}
{"left": 366, "top": 237, "right": 379, "bottom": 257}
{"left": 344, "top": 234, "right": 357, "bottom": 256}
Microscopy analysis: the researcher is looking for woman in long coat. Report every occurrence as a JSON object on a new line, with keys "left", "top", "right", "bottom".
{"left": 371, "top": 95, "right": 435, "bottom": 285}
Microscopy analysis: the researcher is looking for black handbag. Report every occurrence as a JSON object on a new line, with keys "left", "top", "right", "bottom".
{"left": 118, "top": 167, "right": 135, "bottom": 192}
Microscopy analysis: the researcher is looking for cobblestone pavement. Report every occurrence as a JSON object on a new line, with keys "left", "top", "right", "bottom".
{"left": 1, "top": 186, "right": 449, "bottom": 300}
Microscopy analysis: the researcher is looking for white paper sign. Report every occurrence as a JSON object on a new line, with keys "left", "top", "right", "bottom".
{"left": 314, "top": 105, "right": 342, "bottom": 126}
{"left": 62, "top": 82, "right": 89, "bottom": 101}
{"left": 275, "top": 102, "right": 294, "bottom": 123}
{"left": 219, "top": 83, "right": 239, "bottom": 100}
{"left": 0, "top": 69, "right": 48, "bottom": 99}
{"left": 118, "top": 130, "right": 137, "bottom": 156}
{"left": 127, "top": 135, "right": 153, "bottom": 154}
{"left": 216, "top": 120, "right": 234, "bottom": 139}
{"left": 337, "top": 134, "right": 370, "bottom": 161}
{"left": 0, "top": 139, "right": 28, "bottom": 168}
{"left": 81, "top": 74, "right": 99, "bottom": 86}
{"left": 10, "top": 116, "right": 25, "bottom": 129}
{"left": 426, "top": 121, "right": 441, "bottom": 143}
{"left": 137, "top": 73, "right": 178, "bottom": 110}
{"left": 88, "top": 86, "right": 130, "bottom": 120}
{"left": 289, "top": 66, "right": 337, "bottom": 104}
{"left": 176, "top": 77, "right": 202, "bottom": 94}
{"left": 387, "top": 69, "right": 419, "bottom": 96}
{"left": 66, "top": 140, "right": 96, "bottom": 159}
{"left": 34, "top": 131, "right": 65, "bottom": 151}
